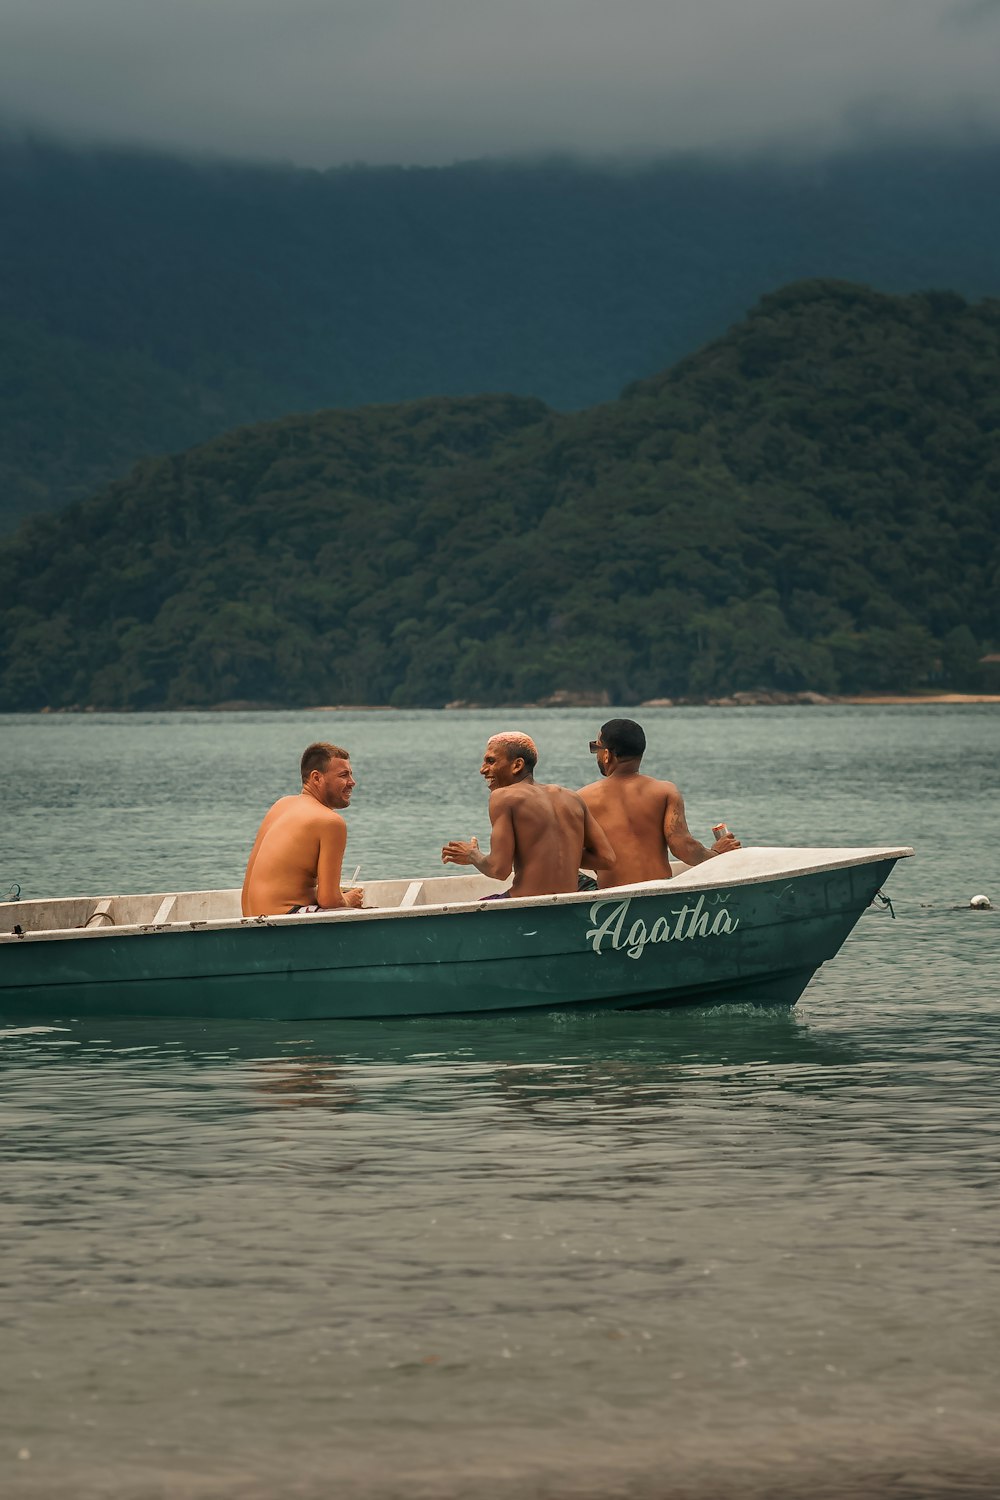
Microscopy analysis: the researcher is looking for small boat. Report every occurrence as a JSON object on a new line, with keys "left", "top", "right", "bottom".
{"left": 0, "top": 846, "right": 912, "bottom": 1021}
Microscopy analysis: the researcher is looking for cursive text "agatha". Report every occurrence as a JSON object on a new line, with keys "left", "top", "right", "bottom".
{"left": 586, "top": 894, "right": 739, "bottom": 960}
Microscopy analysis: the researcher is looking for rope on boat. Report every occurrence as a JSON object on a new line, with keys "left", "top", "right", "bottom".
{"left": 82, "top": 907, "right": 116, "bottom": 928}
{"left": 872, "top": 889, "right": 896, "bottom": 919}
{"left": 5, "top": 883, "right": 20, "bottom": 902}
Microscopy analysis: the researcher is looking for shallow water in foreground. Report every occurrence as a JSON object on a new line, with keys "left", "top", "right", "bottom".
{"left": 1, "top": 706, "right": 998, "bottom": 1497}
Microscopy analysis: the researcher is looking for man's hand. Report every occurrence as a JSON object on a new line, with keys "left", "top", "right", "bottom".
{"left": 343, "top": 886, "right": 365, "bottom": 908}
{"left": 442, "top": 836, "right": 480, "bottom": 867}
{"left": 711, "top": 832, "right": 741, "bottom": 855}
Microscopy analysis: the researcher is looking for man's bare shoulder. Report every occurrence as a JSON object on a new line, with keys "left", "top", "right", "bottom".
{"left": 488, "top": 785, "right": 519, "bottom": 809}
{"left": 306, "top": 802, "right": 347, "bottom": 828}
{"left": 643, "top": 775, "right": 680, "bottom": 796}
{"left": 488, "top": 784, "right": 538, "bottom": 816}
{"left": 634, "top": 777, "right": 681, "bottom": 814}
{"left": 256, "top": 794, "right": 298, "bottom": 829}
{"left": 491, "top": 783, "right": 580, "bottom": 811}
{"left": 269, "top": 795, "right": 344, "bottom": 827}
{"left": 579, "top": 775, "right": 678, "bottom": 798}
{"left": 268, "top": 794, "right": 301, "bottom": 815}
{"left": 552, "top": 783, "right": 585, "bottom": 807}
{"left": 529, "top": 781, "right": 584, "bottom": 808}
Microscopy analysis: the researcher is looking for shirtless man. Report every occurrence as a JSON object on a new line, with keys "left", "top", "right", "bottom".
{"left": 241, "top": 742, "right": 365, "bottom": 917}
{"left": 577, "top": 718, "right": 741, "bottom": 889}
{"left": 441, "top": 732, "right": 616, "bottom": 898}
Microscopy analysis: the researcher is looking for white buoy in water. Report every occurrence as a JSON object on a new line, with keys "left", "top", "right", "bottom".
{"left": 969, "top": 894, "right": 992, "bottom": 909}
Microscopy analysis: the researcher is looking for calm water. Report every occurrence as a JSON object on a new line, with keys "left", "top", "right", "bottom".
{"left": 2, "top": 707, "right": 999, "bottom": 1498}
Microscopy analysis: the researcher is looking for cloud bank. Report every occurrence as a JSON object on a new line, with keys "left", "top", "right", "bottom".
{"left": 2, "top": 0, "right": 1000, "bottom": 165}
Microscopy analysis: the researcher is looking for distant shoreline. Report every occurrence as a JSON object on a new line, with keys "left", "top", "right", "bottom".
{"left": 23, "top": 692, "right": 1000, "bottom": 714}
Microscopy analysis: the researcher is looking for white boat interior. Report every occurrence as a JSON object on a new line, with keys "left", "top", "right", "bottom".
{"left": 1, "top": 848, "right": 912, "bottom": 943}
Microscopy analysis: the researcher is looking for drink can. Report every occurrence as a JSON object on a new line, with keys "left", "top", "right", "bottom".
{"left": 712, "top": 823, "right": 729, "bottom": 840}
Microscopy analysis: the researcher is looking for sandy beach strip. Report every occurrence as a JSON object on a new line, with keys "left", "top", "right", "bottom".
{"left": 838, "top": 694, "right": 1000, "bottom": 705}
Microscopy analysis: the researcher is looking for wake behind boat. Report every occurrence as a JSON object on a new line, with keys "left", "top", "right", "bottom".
{"left": 0, "top": 846, "right": 912, "bottom": 1020}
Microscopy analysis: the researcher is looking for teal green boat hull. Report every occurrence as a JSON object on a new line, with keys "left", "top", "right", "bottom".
{"left": 0, "top": 852, "right": 907, "bottom": 1020}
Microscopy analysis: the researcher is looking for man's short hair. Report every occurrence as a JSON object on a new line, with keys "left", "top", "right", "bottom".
{"left": 488, "top": 731, "right": 538, "bottom": 770}
{"left": 300, "top": 741, "right": 350, "bottom": 781}
{"left": 600, "top": 719, "right": 646, "bottom": 759}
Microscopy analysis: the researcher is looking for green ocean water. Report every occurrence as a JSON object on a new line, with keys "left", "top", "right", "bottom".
{"left": 1, "top": 706, "right": 998, "bottom": 1498}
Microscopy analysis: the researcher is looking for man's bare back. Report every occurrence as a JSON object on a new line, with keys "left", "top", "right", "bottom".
{"left": 442, "top": 733, "right": 615, "bottom": 897}
{"left": 242, "top": 743, "right": 364, "bottom": 917}
{"left": 486, "top": 780, "right": 599, "bottom": 898}
{"left": 577, "top": 773, "right": 679, "bottom": 887}
{"left": 578, "top": 719, "right": 740, "bottom": 888}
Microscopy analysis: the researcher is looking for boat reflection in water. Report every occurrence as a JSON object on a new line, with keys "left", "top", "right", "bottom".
{"left": 0, "top": 998, "right": 870, "bottom": 1131}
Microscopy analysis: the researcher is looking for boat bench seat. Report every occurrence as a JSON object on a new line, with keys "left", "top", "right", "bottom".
{"left": 399, "top": 881, "right": 424, "bottom": 909}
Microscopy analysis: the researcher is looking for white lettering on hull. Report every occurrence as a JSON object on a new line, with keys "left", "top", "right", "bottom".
{"left": 586, "top": 894, "right": 739, "bottom": 960}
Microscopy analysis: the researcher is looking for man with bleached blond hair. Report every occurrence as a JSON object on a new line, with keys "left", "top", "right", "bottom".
{"left": 442, "top": 731, "right": 615, "bottom": 898}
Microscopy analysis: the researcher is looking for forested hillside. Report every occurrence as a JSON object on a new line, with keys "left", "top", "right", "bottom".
{"left": 3, "top": 138, "right": 1000, "bottom": 529}
{"left": 0, "top": 281, "right": 996, "bottom": 711}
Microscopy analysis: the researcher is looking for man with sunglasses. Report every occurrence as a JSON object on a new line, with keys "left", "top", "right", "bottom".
{"left": 578, "top": 719, "right": 740, "bottom": 889}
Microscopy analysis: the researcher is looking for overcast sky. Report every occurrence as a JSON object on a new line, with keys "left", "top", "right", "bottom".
{"left": 2, "top": 0, "right": 1000, "bottom": 167}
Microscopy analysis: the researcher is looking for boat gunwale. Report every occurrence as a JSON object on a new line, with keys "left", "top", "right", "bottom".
{"left": 0, "top": 846, "right": 913, "bottom": 947}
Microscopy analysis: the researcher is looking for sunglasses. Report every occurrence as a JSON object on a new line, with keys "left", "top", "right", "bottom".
{"left": 589, "top": 741, "right": 603, "bottom": 754}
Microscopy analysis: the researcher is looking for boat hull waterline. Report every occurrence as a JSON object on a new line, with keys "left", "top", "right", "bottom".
{"left": 0, "top": 847, "right": 912, "bottom": 1020}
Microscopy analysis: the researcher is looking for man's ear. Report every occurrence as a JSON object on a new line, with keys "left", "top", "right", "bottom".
{"left": 510, "top": 756, "right": 525, "bottom": 776}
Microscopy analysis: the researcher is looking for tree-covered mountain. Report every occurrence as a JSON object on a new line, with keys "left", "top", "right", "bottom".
{"left": 2, "top": 136, "right": 1000, "bottom": 529}
{"left": 1, "top": 280, "right": 996, "bottom": 710}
